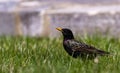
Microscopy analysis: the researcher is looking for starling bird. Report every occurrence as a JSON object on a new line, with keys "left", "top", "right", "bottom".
{"left": 56, "top": 27, "right": 109, "bottom": 61}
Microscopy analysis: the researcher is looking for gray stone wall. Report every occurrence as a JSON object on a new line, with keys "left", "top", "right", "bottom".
{"left": 0, "top": 11, "right": 120, "bottom": 37}
{"left": 38, "top": 0, "right": 120, "bottom": 4}
{"left": 0, "top": 12, "right": 16, "bottom": 35}
{"left": 0, "top": 1, "right": 120, "bottom": 37}
{"left": 49, "top": 13, "right": 120, "bottom": 37}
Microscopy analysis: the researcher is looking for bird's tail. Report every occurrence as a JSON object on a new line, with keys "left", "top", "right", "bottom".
{"left": 97, "top": 50, "right": 110, "bottom": 56}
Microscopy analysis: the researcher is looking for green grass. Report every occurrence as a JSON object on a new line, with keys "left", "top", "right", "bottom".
{"left": 0, "top": 35, "right": 120, "bottom": 73}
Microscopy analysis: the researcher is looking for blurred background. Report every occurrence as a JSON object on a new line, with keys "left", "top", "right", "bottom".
{"left": 0, "top": 0, "right": 120, "bottom": 37}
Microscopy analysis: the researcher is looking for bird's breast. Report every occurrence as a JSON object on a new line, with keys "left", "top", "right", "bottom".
{"left": 63, "top": 40, "right": 74, "bottom": 55}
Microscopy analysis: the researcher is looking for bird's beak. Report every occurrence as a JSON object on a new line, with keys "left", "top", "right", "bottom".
{"left": 56, "top": 27, "right": 62, "bottom": 32}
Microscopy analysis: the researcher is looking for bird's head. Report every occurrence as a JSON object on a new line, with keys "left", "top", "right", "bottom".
{"left": 56, "top": 27, "right": 74, "bottom": 39}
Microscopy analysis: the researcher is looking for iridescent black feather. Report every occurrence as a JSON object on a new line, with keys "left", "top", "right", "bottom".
{"left": 57, "top": 28, "right": 110, "bottom": 59}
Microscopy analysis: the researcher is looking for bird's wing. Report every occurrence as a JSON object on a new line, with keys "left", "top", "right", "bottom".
{"left": 65, "top": 40, "right": 109, "bottom": 55}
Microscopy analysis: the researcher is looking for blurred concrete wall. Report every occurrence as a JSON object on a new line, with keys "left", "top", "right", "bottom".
{"left": 38, "top": 0, "right": 120, "bottom": 4}
{"left": 49, "top": 13, "right": 120, "bottom": 37}
{"left": 0, "top": 1, "right": 120, "bottom": 37}
{"left": 0, "top": 12, "right": 16, "bottom": 35}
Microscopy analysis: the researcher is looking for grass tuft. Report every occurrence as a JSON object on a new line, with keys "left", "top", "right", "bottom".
{"left": 0, "top": 36, "right": 120, "bottom": 73}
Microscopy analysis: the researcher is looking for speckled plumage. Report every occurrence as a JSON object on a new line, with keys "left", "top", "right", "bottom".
{"left": 56, "top": 27, "right": 110, "bottom": 59}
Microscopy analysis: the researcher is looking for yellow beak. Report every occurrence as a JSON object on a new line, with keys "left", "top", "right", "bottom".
{"left": 56, "top": 27, "right": 62, "bottom": 32}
